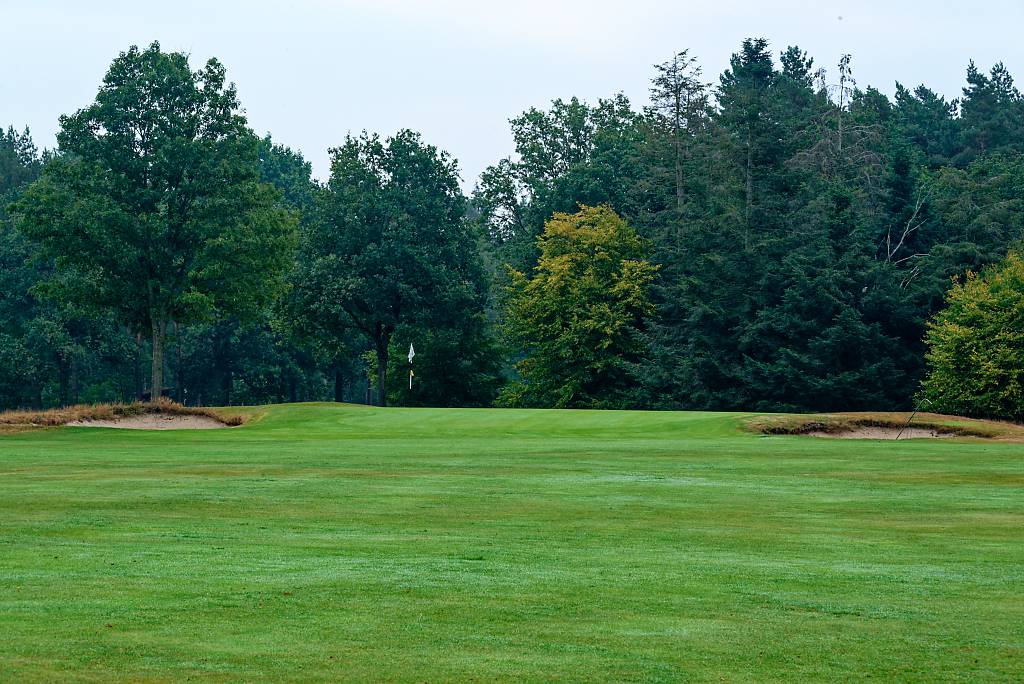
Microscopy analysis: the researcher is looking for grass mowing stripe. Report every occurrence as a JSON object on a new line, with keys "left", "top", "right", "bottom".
{"left": 0, "top": 403, "right": 1021, "bottom": 682}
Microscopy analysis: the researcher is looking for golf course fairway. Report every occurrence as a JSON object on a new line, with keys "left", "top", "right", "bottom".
{"left": 0, "top": 403, "right": 1021, "bottom": 681}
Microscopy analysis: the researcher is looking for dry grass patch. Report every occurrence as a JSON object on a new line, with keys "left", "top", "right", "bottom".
{"left": 0, "top": 398, "right": 243, "bottom": 429}
{"left": 747, "top": 411, "right": 1024, "bottom": 440}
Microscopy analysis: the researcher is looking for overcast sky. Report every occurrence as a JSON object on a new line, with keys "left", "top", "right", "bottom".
{"left": 4, "top": 1, "right": 1023, "bottom": 190}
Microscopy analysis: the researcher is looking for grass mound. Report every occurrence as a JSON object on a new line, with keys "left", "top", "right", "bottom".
{"left": 747, "top": 410, "right": 1024, "bottom": 439}
{"left": 0, "top": 398, "right": 243, "bottom": 429}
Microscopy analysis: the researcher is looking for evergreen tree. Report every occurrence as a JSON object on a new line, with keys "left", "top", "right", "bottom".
{"left": 648, "top": 50, "right": 709, "bottom": 211}
{"left": 958, "top": 61, "right": 1024, "bottom": 163}
{"left": 892, "top": 83, "right": 959, "bottom": 168}
{"left": 717, "top": 38, "right": 786, "bottom": 237}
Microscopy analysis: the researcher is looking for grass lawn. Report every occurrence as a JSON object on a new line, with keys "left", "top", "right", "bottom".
{"left": 0, "top": 403, "right": 1021, "bottom": 682}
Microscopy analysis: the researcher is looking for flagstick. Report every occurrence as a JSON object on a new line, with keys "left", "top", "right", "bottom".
{"left": 407, "top": 343, "right": 415, "bottom": 392}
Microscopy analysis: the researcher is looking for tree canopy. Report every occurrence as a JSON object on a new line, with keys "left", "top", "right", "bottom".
{"left": 12, "top": 43, "right": 296, "bottom": 399}
{"left": 921, "top": 252, "right": 1024, "bottom": 420}
{"left": 500, "top": 205, "right": 657, "bottom": 408}
{"left": 292, "top": 129, "right": 494, "bottom": 406}
{"left": 6, "top": 39, "right": 1024, "bottom": 413}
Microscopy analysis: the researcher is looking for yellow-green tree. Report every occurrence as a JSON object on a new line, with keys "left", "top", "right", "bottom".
{"left": 500, "top": 205, "right": 657, "bottom": 408}
{"left": 921, "top": 251, "right": 1024, "bottom": 419}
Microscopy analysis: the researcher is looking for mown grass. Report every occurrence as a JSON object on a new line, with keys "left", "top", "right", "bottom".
{"left": 0, "top": 403, "right": 1021, "bottom": 682}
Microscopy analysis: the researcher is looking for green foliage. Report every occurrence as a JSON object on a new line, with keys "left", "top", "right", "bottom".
{"left": 957, "top": 61, "right": 1024, "bottom": 164}
{"left": 294, "top": 129, "right": 496, "bottom": 406}
{"left": 484, "top": 42, "right": 1024, "bottom": 412}
{"left": 500, "top": 206, "right": 657, "bottom": 408}
{"left": 473, "top": 95, "right": 645, "bottom": 272}
{"left": 645, "top": 50, "right": 710, "bottom": 214}
{"left": 172, "top": 319, "right": 326, "bottom": 406}
{"left": 1, "top": 127, "right": 132, "bottom": 409}
{"left": 921, "top": 252, "right": 1024, "bottom": 419}
{"left": 893, "top": 84, "right": 959, "bottom": 168}
{"left": 12, "top": 43, "right": 296, "bottom": 397}
{"left": 258, "top": 134, "right": 320, "bottom": 222}
{"left": 10, "top": 39, "right": 1024, "bottom": 413}
{"left": 0, "top": 126, "right": 43, "bottom": 211}
{"left": 386, "top": 318, "right": 502, "bottom": 407}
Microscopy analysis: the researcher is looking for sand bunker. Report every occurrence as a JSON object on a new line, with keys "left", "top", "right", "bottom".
{"left": 808, "top": 427, "right": 952, "bottom": 440}
{"left": 67, "top": 414, "right": 228, "bottom": 430}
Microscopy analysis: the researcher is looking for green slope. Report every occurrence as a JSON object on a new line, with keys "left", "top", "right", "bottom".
{"left": 0, "top": 403, "right": 1021, "bottom": 682}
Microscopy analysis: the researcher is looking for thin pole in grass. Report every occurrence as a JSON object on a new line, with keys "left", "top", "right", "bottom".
{"left": 896, "top": 398, "right": 932, "bottom": 440}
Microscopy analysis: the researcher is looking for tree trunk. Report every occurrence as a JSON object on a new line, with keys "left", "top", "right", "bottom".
{"left": 674, "top": 143, "right": 684, "bottom": 211}
{"left": 837, "top": 111, "right": 843, "bottom": 155}
{"left": 223, "top": 369, "right": 233, "bottom": 406}
{"left": 58, "top": 361, "right": 70, "bottom": 407}
{"left": 151, "top": 318, "right": 167, "bottom": 401}
{"left": 134, "top": 333, "right": 143, "bottom": 400}
{"left": 744, "top": 129, "right": 753, "bottom": 251}
{"left": 70, "top": 357, "right": 79, "bottom": 405}
{"left": 174, "top": 322, "right": 183, "bottom": 403}
{"left": 375, "top": 335, "right": 390, "bottom": 407}
{"left": 745, "top": 132, "right": 753, "bottom": 226}
{"left": 334, "top": 366, "right": 345, "bottom": 403}
{"left": 674, "top": 93, "right": 685, "bottom": 211}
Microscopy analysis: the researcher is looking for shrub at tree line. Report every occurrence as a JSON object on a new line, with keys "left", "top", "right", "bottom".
{"left": 921, "top": 252, "right": 1024, "bottom": 420}
{"left": 4, "top": 39, "right": 1024, "bottom": 417}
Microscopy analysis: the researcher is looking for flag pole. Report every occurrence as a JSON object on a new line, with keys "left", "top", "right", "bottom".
{"left": 407, "top": 343, "right": 415, "bottom": 391}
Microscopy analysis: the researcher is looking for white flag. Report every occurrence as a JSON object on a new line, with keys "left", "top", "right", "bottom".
{"left": 408, "top": 343, "right": 415, "bottom": 363}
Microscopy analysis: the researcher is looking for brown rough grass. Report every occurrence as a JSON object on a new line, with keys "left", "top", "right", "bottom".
{"left": 746, "top": 411, "right": 1024, "bottom": 440}
{"left": 0, "top": 398, "right": 243, "bottom": 428}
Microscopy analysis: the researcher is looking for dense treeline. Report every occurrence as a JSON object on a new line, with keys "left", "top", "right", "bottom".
{"left": 475, "top": 40, "right": 1024, "bottom": 411}
{"left": 3, "top": 39, "right": 1023, "bottom": 412}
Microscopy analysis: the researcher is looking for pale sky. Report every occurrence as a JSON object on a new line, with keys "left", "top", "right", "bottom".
{"left": 3, "top": 1, "right": 1023, "bottom": 190}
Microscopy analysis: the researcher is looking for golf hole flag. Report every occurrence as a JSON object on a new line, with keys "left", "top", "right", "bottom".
{"left": 408, "top": 343, "right": 415, "bottom": 389}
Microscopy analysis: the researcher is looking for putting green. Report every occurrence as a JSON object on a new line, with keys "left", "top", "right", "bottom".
{"left": 1, "top": 403, "right": 1021, "bottom": 681}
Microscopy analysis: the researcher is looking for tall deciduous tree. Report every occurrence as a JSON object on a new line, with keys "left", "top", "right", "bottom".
{"left": 500, "top": 206, "right": 657, "bottom": 408}
{"left": 13, "top": 43, "right": 296, "bottom": 399}
{"left": 474, "top": 95, "right": 645, "bottom": 272}
{"left": 294, "top": 130, "right": 479, "bottom": 406}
